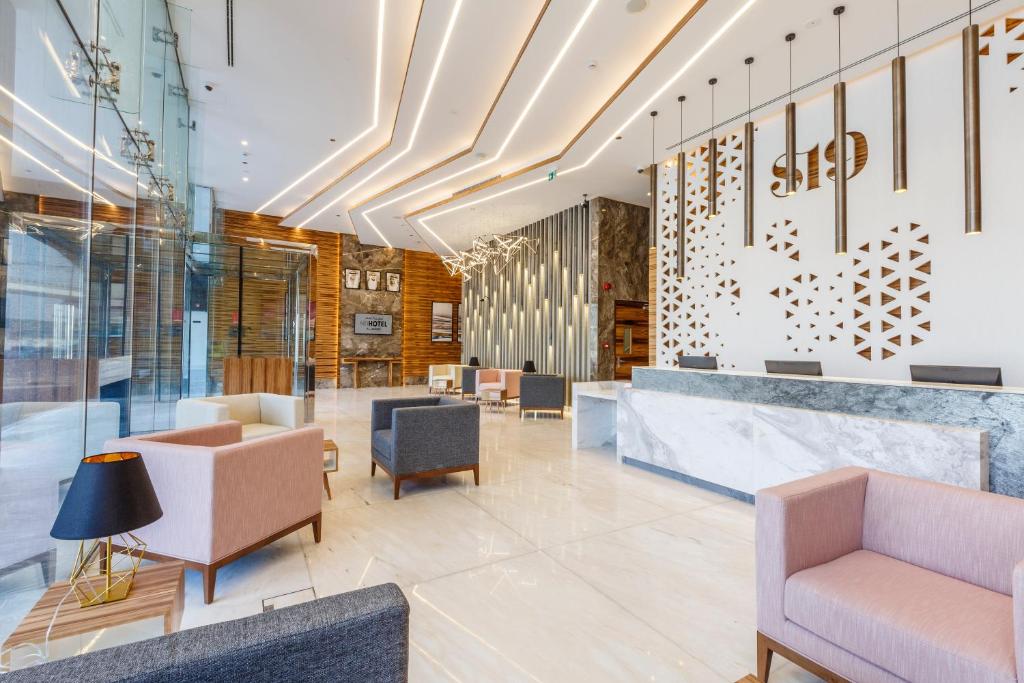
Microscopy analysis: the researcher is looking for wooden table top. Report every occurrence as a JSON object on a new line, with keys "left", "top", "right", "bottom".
{"left": 323, "top": 439, "right": 338, "bottom": 450}
{"left": 3, "top": 561, "right": 185, "bottom": 650}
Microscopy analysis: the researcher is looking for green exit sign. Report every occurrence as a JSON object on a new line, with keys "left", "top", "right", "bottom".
{"left": 547, "top": 170, "right": 557, "bottom": 181}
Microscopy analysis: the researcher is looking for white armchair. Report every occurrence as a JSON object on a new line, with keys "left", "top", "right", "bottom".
{"left": 175, "top": 393, "right": 304, "bottom": 440}
{"left": 427, "top": 365, "right": 455, "bottom": 394}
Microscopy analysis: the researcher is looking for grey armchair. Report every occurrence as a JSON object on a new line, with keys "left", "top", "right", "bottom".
{"left": 519, "top": 374, "right": 566, "bottom": 418}
{"left": 6, "top": 583, "right": 409, "bottom": 682}
{"left": 460, "top": 366, "right": 487, "bottom": 400}
{"left": 370, "top": 397, "right": 480, "bottom": 499}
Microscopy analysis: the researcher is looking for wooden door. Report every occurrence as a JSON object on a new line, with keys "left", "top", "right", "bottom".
{"left": 614, "top": 300, "right": 649, "bottom": 380}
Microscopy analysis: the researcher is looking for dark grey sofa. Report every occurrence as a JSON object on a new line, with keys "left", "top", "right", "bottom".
{"left": 6, "top": 583, "right": 409, "bottom": 682}
{"left": 519, "top": 374, "right": 566, "bottom": 418}
{"left": 460, "top": 366, "right": 487, "bottom": 399}
{"left": 370, "top": 396, "right": 480, "bottom": 499}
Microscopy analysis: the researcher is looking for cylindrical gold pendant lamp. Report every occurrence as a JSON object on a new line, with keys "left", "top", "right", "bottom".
{"left": 785, "top": 33, "right": 797, "bottom": 196}
{"left": 707, "top": 78, "right": 718, "bottom": 219}
{"left": 677, "top": 95, "right": 686, "bottom": 276}
{"left": 648, "top": 110, "right": 658, "bottom": 246}
{"left": 963, "top": 3, "right": 982, "bottom": 234}
{"left": 833, "top": 6, "right": 848, "bottom": 255}
{"left": 892, "top": 0, "right": 908, "bottom": 193}
{"left": 743, "top": 57, "right": 755, "bottom": 248}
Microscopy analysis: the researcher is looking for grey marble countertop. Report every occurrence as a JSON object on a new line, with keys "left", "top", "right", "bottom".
{"left": 639, "top": 367, "right": 1024, "bottom": 395}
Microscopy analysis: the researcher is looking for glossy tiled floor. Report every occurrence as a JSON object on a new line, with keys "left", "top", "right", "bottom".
{"left": 180, "top": 386, "right": 821, "bottom": 683}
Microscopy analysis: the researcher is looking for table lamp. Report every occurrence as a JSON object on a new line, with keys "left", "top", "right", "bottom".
{"left": 50, "top": 452, "right": 162, "bottom": 607}
{"left": 468, "top": 357, "right": 480, "bottom": 367}
{"left": 522, "top": 360, "right": 537, "bottom": 373}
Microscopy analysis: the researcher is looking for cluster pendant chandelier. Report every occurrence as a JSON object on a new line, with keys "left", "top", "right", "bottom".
{"left": 833, "top": 5, "right": 848, "bottom": 255}
{"left": 707, "top": 78, "right": 718, "bottom": 219}
{"left": 743, "top": 57, "right": 755, "bottom": 248}
{"left": 441, "top": 233, "right": 537, "bottom": 281}
{"left": 676, "top": 95, "right": 686, "bottom": 276}
{"left": 963, "top": 0, "right": 982, "bottom": 234}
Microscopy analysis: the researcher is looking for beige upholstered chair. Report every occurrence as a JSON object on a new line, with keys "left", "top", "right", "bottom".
{"left": 105, "top": 420, "right": 324, "bottom": 603}
{"left": 476, "top": 369, "right": 522, "bottom": 400}
{"left": 175, "top": 393, "right": 303, "bottom": 440}
{"left": 427, "top": 365, "right": 455, "bottom": 393}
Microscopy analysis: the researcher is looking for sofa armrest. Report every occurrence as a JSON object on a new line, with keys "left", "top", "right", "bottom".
{"left": 392, "top": 403, "right": 479, "bottom": 476}
{"left": 103, "top": 437, "right": 218, "bottom": 563}
{"left": 208, "top": 426, "right": 324, "bottom": 562}
{"left": 1014, "top": 560, "right": 1024, "bottom": 682}
{"left": 258, "top": 393, "right": 304, "bottom": 429}
{"left": 128, "top": 421, "right": 243, "bottom": 447}
{"left": 370, "top": 397, "right": 439, "bottom": 432}
{"left": 5, "top": 583, "right": 410, "bottom": 683}
{"left": 176, "top": 398, "right": 229, "bottom": 429}
{"left": 755, "top": 467, "right": 868, "bottom": 639}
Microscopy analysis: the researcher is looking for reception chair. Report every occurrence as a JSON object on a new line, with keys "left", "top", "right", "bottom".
{"left": 427, "top": 364, "right": 454, "bottom": 393}
{"left": 757, "top": 466, "right": 1024, "bottom": 683}
{"left": 175, "top": 393, "right": 304, "bottom": 440}
{"left": 461, "top": 366, "right": 487, "bottom": 400}
{"left": 370, "top": 397, "right": 479, "bottom": 499}
{"left": 105, "top": 420, "right": 324, "bottom": 603}
{"left": 476, "top": 369, "right": 522, "bottom": 401}
{"left": 519, "top": 374, "right": 566, "bottom": 418}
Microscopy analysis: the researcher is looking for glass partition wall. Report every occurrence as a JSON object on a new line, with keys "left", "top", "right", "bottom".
{"left": 0, "top": 0, "right": 194, "bottom": 657}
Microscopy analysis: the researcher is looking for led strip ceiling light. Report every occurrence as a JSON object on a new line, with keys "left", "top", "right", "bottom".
{"left": 298, "top": 0, "right": 466, "bottom": 240}
{"left": 253, "top": 0, "right": 386, "bottom": 215}
{"left": 417, "top": 0, "right": 759, "bottom": 254}
{"left": 358, "top": 0, "right": 599, "bottom": 245}
{"left": 0, "top": 132, "right": 113, "bottom": 205}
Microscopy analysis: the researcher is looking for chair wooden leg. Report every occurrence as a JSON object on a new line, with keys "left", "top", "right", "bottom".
{"left": 311, "top": 514, "right": 322, "bottom": 543}
{"left": 393, "top": 477, "right": 401, "bottom": 500}
{"left": 473, "top": 465, "right": 480, "bottom": 486}
{"left": 202, "top": 565, "right": 217, "bottom": 605}
{"left": 757, "top": 631, "right": 774, "bottom": 683}
{"left": 371, "top": 461, "right": 377, "bottom": 476}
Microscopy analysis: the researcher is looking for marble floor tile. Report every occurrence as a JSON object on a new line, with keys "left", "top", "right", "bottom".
{"left": 408, "top": 551, "right": 726, "bottom": 683}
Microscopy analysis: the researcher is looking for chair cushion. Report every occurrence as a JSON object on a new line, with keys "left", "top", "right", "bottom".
{"left": 477, "top": 382, "right": 502, "bottom": 392}
{"left": 241, "top": 423, "right": 290, "bottom": 441}
{"left": 371, "top": 429, "right": 394, "bottom": 463}
{"left": 785, "top": 549, "right": 1015, "bottom": 683}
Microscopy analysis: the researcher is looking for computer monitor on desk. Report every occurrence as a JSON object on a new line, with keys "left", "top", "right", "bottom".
{"left": 765, "top": 360, "right": 823, "bottom": 377}
{"left": 678, "top": 354, "right": 718, "bottom": 370}
{"left": 910, "top": 364, "right": 1002, "bottom": 387}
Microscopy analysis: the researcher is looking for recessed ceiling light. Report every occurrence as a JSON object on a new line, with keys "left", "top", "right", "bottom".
{"left": 329, "top": 138, "right": 336, "bottom": 142}
{"left": 587, "top": 60, "right": 598, "bottom": 70}
{"left": 241, "top": 140, "right": 248, "bottom": 146}
{"left": 615, "top": 135, "right": 623, "bottom": 140}
{"left": 626, "top": 0, "right": 647, "bottom": 13}
{"left": 242, "top": 177, "right": 249, "bottom": 182}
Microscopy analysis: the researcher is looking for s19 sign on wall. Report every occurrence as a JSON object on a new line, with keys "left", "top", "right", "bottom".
{"left": 354, "top": 313, "right": 393, "bottom": 335}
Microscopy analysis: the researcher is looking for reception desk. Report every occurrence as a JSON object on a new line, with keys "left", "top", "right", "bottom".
{"left": 617, "top": 368, "right": 1024, "bottom": 501}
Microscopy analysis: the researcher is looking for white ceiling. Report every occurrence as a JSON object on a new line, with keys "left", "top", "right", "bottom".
{"left": 181, "top": 0, "right": 1012, "bottom": 253}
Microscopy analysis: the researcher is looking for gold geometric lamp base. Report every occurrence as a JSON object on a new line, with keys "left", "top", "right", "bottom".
{"left": 69, "top": 533, "right": 148, "bottom": 607}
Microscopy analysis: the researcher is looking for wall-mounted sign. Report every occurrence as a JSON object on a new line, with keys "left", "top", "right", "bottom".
{"left": 354, "top": 313, "right": 392, "bottom": 335}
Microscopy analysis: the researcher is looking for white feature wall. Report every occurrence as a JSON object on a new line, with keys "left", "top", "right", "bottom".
{"left": 655, "top": 11, "right": 1024, "bottom": 384}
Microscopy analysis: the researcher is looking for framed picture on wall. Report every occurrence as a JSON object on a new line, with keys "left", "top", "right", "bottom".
{"left": 366, "top": 270, "right": 381, "bottom": 291}
{"left": 386, "top": 272, "right": 401, "bottom": 292}
{"left": 431, "top": 301, "right": 453, "bottom": 343}
{"left": 344, "top": 269, "right": 361, "bottom": 289}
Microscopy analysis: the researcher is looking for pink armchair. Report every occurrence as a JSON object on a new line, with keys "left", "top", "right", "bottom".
{"left": 756, "top": 467, "right": 1024, "bottom": 683}
{"left": 104, "top": 421, "right": 324, "bottom": 604}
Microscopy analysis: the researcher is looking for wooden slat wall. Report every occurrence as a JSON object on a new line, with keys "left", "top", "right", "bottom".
{"left": 402, "top": 250, "right": 462, "bottom": 381}
{"left": 220, "top": 210, "right": 341, "bottom": 383}
{"left": 649, "top": 246, "right": 657, "bottom": 366}
{"left": 223, "top": 356, "right": 292, "bottom": 395}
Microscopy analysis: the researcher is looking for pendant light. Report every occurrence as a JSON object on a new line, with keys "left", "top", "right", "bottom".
{"left": 892, "top": 0, "right": 908, "bottom": 193}
{"left": 963, "top": 0, "right": 982, "bottom": 234}
{"left": 784, "top": 33, "right": 797, "bottom": 196}
{"left": 648, "top": 110, "right": 658, "bottom": 246}
{"left": 677, "top": 95, "right": 686, "bottom": 276}
{"left": 833, "top": 6, "right": 848, "bottom": 255}
{"left": 707, "top": 78, "right": 718, "bottom": 219}
{"left": 743, "top": 57, "right": 755, "bottom": 248}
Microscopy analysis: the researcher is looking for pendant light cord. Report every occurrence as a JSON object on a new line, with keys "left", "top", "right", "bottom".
{"left": 896, "top": 0, "right": 901, "bottom": 57}
{"left": 746, "top": 59, "right": 753, "bottom": 122}
{"left": 837, "top": 9, "right": 843, "bottom": 81}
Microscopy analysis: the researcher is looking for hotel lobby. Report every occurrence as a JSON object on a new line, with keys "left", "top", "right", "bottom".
{"left": 2, "top": 0, "right": 1024, "bottom": 681}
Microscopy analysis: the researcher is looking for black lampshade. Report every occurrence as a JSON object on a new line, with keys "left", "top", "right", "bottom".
{"left": 522, "top": 360, "right": 537, "bottom": 373}
{"left": 468, "top": 357, "right": 480, "bottom": 367}
{"left": 50, "top": 452, "right": 163, "bottom": 540}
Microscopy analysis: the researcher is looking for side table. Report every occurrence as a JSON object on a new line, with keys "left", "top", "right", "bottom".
{"left": 2, "top": 561, "right": 185, "bottom": 670}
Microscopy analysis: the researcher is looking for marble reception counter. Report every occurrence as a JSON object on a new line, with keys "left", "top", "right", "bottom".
{"left": 616, "top": 368, "right": 1024, "bottom": 501}
{"left": 571, "top": 381, "right": 628, "bottom": 450}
